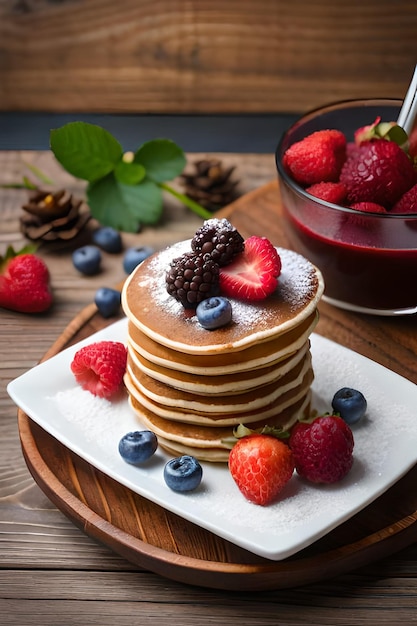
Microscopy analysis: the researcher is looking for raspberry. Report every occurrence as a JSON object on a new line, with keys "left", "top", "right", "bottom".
{"left": 340, "top": 139, "right": 416, "bottom": 208}
{"left": 165, "top": 251, "right": 219, "bottom": 308}
{"left": 70, "top": 341, "right": 127, "bottom": 398}
{"left": 191, "top": 218, "right": 244, "bottom": 266}
{"left": 289, "top": 415, "right": 354, "bottom": 484}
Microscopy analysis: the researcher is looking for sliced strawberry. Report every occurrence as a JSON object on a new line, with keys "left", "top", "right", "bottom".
{"left": 219, "top": 236, "right": 281, "bottom": 301}
{"left": 71, "top": 341, "right": 127, "bottom": 398}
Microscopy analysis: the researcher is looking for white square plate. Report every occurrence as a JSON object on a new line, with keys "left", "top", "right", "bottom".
{"left": 8, "top": 318, "right": 417, "bottom": 560}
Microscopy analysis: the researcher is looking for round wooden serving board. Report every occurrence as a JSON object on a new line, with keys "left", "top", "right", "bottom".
{"left": 16, "top": 301, "right": 417, "bottom": 591}
{"left": 16, "top": 181, "right": 417, "bottom": 591}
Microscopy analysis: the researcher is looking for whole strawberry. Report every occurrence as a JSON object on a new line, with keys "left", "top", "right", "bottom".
{"left": 71, "top": 340, "right": 127, "bottom": 398}
{"left": 391, "top": 183, "right": 417, "bottom": 214}
{"left": 350, "top": 201, "right": 387, "bottom": 214}
{"left": 283, "top": 129, "right": 347, "bottom": 186}
{"left": 0, "top": 245, "right": 53, "bottom": 313}
{"left": 228, "top": 434, "right": 294, "bottom": 506}
{"left": 289, "top": 415, "right": 354, "bottom": 484}
{"left": 306, "top": 181, "right": 347, "bottom": 204}
{"left": 340, "top": 139, "right": 416, "bottom": 208}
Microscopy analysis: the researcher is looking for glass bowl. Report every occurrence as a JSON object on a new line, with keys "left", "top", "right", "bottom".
{"left": 275, "top": 99, "right": 417, "bottom": 316}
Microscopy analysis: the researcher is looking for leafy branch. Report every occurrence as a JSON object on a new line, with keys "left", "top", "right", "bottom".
{"left": 49, "top": 122, "right": 212, "bottom": 232}
{"left": 1, "top": 162, "right": 54, "bottom": 190}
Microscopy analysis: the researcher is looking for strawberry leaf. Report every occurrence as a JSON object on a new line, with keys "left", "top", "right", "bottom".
{"left": 87, "top": 173, "right": 163, "bottom": 232}
{"left": 49, "top": 124, "right": 212, "bottom": 229}
{"left": 220, "top": 436, "right": 238, "bottom": 449}
{"left": 114, "top": 160, "right": 146, "bottom": 185}
{"left": 259, "top": 425, "right": 291, "bottom": 439}
{"left": 134, "top": 139, "right": 186, "bottom": 182}
{"left": 22, "top": 176, "right": 38, "bottom": 189}
{"left": 50, "top": 122, "right": 123, "bottom": 183}
{"left": 0, "top": 243, "right": 38, "bottom": 269}
{"left": 23, "top": 161, "right": 54, "bottom": 185}
{"left": 231, "top": 422, "right": 290, "bottom": 441}
{"left": 377, "top": 122, "right": 409, "bottom": 146}
{"left": 233, "top": 424, "right": 256, "bottom": 438}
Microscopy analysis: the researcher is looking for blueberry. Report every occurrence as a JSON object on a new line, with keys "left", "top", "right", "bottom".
{"left": 118, "top": 431, "right": 158, "bottom": 464}
{"left": 123, "top": 246, "right": 154, "bottom": 274}
{"left": 196, "top": 296, "right": 232, "bottom": 330}
{"left": 72, "top": 245, "right": 102, "bottom": 275}
{"left": 92, "top": 227, "right": 122, "bottom": 253}
{"left": 164, "top": 455, "right": 203, "bottom": 492}
{"left": 94, "top": 287, "right": 121, "bottom": 318}
{"left": 332, "top": 387, "right": 367, "bottom": 425}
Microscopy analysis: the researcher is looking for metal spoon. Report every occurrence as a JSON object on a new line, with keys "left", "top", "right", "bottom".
{"left": 397, "top": 63, "right": 417, "bottom": 136}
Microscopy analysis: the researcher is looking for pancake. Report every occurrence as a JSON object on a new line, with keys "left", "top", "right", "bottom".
{"left": 122, "top": 241, "right": 323, "bottom": 354}
{"left": 128, "top": 392, "right": 312, "bottom": 462}
{"left": 124, "top": 366, "right": 314, "bottom": 427}
{"left": 121, "top": 233, "right": 324, "bottom": 461}
{"left": 127, "top": 339, "right": 310, "bottom": 395}
{"left": 127, "top": 312, "right": 318, "bottom": 375}
{"left": 126, "top": 351, "right": 312, "bottom": 414}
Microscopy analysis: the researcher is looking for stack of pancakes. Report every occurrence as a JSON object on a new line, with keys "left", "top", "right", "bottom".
{"left": 121, "top": 240, "right": 324, "bottom": 462}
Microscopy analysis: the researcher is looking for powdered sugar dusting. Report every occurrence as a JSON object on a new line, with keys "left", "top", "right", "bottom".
{"left": 277, "top": 248, "right": 321, "bottom": 311}
{"left": 51, "top": 387, "right": 131, "bottom": 470}
{"left": 131, "top": 240, "right": 322, "bottom": 336}
{"left": 43, "top": 329, "right": 417, "bottom": 556}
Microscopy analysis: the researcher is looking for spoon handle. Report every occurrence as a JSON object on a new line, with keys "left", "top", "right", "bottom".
{"left": 397, "top": 63, "right": 417, "bottom": 136}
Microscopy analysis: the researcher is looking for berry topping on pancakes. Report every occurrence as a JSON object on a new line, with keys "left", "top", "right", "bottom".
{"left": 165, "top": 220, "right": 281, "bottom": 308}
{"left": 191, "top": 218, "right": 244, "bottom": 266}
{"left": 219, "top": 236, "right": 281, "bottom": 301}
{"left": 165, "top": 251, "right": 220, "bottom": 308}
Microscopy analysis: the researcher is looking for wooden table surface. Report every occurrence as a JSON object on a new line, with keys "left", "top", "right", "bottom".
{"left": 1, "top": 150, "right": 417, "bottom": 625}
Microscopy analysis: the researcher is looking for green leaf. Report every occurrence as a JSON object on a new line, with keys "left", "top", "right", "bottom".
{"left": 134, "top": 139, "right": 186, "bottom": 182}
{"left": 87, "top": 173, "right": 164, "bottom": 232}
{"left": 22, "top": 176, "right": 38, "bottom": 189}
{"left": 0, "top": 243, "right": 38, "bottom": 268}
{"left": 114, "top": 178, "right": 164, "bottom": 225}
{"left": 50, "top": 122, "right": 123, "bottom": 183}
{"left": 114, "top": 160, "right": 146, "bottom": 185}
{"left": 0, "top": 178, "right": 37, "bottom": 189}
{"left": 23, "top": 161, "right": 54, "bottom": 185}
{"left": 384, "top": 123, "right": 409, "bottom": 146}
{"left": 231, "top": 422, "right": 291, "bottom": 440}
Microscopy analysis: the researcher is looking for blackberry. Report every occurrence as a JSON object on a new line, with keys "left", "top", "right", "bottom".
{"left": 166, "top": 252, "right": 220, "bottom": 308}
{"left": 191, "top": 218, "right": 244, "bottom": 266}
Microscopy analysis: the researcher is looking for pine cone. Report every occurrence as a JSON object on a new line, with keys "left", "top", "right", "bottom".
{"left": 20, "top": 189, "right": 91, "bottom": 241}
{"left": 180, "top": 159, "right": 240, "bottom": 212}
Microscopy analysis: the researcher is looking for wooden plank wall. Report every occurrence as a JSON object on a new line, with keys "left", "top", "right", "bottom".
{"left": 0, "top": 0, "right": 416, "bottom": 115}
